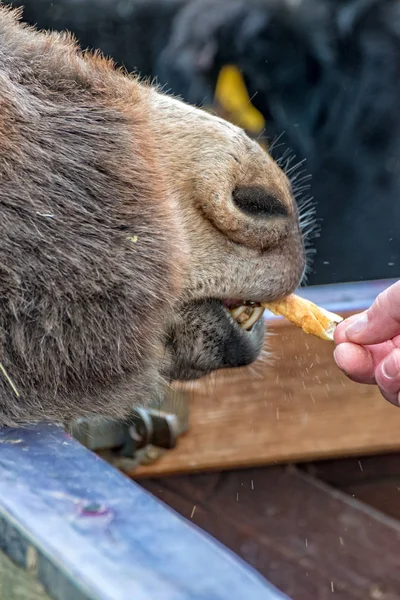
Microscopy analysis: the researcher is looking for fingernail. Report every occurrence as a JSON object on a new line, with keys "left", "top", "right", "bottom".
{"left": 333, "top": 347, "right": 349, "bottom": 376}
{"left": 382, "top": 353, "right": 400, "bottom": 380}
{"left": 346, "top": 313, "right": 369, "bottom": 337}
{"left": 333, "top": 347, "right": 342, "bottom": 368}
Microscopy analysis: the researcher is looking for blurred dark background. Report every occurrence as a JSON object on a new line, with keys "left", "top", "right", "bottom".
{"left": 6, "top": 0, "right": 400, "bottom": 287}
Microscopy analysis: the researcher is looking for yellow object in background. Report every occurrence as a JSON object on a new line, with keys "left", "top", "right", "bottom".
{"left": 214, "top": 65, "right": 266, "bottom": 137}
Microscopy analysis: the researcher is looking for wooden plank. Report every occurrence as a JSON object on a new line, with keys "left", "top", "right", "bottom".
{"left": 301, "top": 453, "right": 400, "bottom": 521}
{"left": 301, "top": 453, "right": 400, "bottom": 488}
{"left": 129, "top": 279, "right": 400, "bottom": 477}
{"left": 141, "top": 466, "right": 400, "bottom": 600}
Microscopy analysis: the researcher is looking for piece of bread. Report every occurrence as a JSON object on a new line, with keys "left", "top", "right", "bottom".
{"left": 262, "top": 294, "right": 343, "bottom": 341}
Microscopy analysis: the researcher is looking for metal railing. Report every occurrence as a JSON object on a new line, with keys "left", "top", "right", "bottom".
{"left": 0, "top": 423, "right": 290, "bottom": 600}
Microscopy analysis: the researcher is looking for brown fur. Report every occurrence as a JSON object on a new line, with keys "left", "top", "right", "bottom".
{"left": 0, "top": 7, "right": 305, "bottom": 426}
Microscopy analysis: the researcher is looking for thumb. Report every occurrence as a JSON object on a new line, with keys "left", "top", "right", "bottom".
{"left": 345, "top": 281, "right": 400, "bottom": 345}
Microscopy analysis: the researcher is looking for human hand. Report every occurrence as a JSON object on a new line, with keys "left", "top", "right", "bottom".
{"left": 334, "top": 280, "right": 400, "bottom": 406}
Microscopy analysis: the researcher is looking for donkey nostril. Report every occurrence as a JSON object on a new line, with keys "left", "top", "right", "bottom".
{"left": 232, "top": 186, "right": 288, "bottom": 218}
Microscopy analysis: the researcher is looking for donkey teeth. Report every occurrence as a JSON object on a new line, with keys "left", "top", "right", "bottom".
{"left": 229, "top": 305, "right": 265, "bottom": 330}
{"left": 230, "top": 305, "right": 247, "bottom": 319}
{"left": 240, "top": 306, "right": 265, "bottom": 330}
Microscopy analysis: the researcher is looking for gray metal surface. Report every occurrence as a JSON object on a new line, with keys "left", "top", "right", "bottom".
{"left": 0, "top": 423, "right": 290, "bottom": 600}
